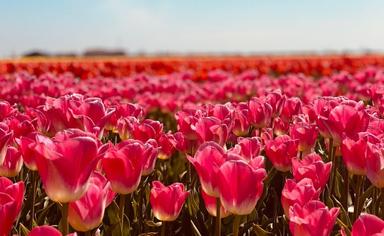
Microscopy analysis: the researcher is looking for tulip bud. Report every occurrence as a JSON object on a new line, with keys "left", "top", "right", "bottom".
{"left": 289, "top": 200, "right": 339, "bottom": 236}
{"left": 0, "top": 177, "right": 24, "bottom": 236}
{"left": 150, "top": 181, "right": 189, "bottom": 221}
{"left": 218, "top": 160, "right": 266, "bottom": 215}
{"left": 68, "top": 172, "right": 116, "bottom": 232}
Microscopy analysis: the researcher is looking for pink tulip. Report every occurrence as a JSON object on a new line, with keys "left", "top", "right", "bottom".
{"left": 265, "top": 135, "right": 299, "bottom": 172}
{"left": 141, "top": 139, "right": 160, "bottom": 176}
{"left": 280, "top": 97, "right": 302, "bottom": 122}
{"left": 0, "top": 100, "right": 16, "bottom": 120}
{"left": 16, "top": 132, "right": 39, "bottom": 171}
{"left": 290, "top": 122, "right": 318, "bottom": 153}
{"left": 292, "top": 153, "right": 332, "bottom": 190}
{"left": 0, "top": 123, "right": 13, "bottom": 165}
{"left": 28, "top": 225, "right": 78, "bottom": 236}
{"left": 195, "top": 116, "right": 229, "bottom": 146}
{"left": 232, "top": 103, "right": 250, "bottom": 136}
{"left": 317, "top": 102, "right": 369, "bottom": 146}
{"left": 281, "top": 178, "right": 320, "bottom": 218}
{"left": 157, "top": 132, "right": 177, "bottom": 160}
{"left": 102, "top": 140, "right": 146, "bottom": 194}
{"left": 33, "top": 129, "right": 100, "bottom": 202}
{"left": 68, "top": 172, "right": 116, "bottom": 232}
{"left": 341, "top": 137, "right": 369, "bottom": 175}
{"left": 200, "top": 188, "right": 231, "bottom": 218}
{"left": 366, "top": 143, "right": 384, "bottom": 188}
{"left": 0, "top": 177, "right": 24, "bottom": 236}
{"left": 28, "top": 226, "right": 62, "bottom": 236}
{"left": 229, "top": 137, "right": 262, "bottom": 161}
{"left": 247, "top": 97, "right": 272, "bottom": 128}
{"left": 131, "top": 119, "right": 163, "bottom": 142}
{"left": 187, "top": 142, "right": 227, "bottom": 197}
{"left": 289, "top": 200, "right": 339, "bottom": 236}
{"left": 0, "top": 146, "right": 23, "bottom": 177}
{"left": 150, "top": 181, "right": 189, "bottom": 221}
{"left": 349, "top": 213, "right": 384, "bottom": 236}
{"left": 218, "top": 160, "right": 266, "bottom": 215}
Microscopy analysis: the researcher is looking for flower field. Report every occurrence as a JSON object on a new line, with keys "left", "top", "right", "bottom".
{"left": 1, "top": 55, "right": 384, "bottom": 235}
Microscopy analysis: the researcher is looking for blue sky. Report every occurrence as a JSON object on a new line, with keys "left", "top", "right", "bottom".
{"left": 1, "top": 0, "right": 384, "bottom": 57}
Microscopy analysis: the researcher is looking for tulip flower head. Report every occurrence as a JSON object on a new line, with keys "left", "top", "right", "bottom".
{"left": 150, "top": 181, "right": 189, "bottom": 221}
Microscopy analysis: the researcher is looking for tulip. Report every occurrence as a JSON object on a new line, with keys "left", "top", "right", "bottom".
{"left": 280, "top": 97, "right": 302, "bottom": 122}
{"left": 187, "top": 142, "right": 227, "bottom": 197}
{"left": 265, "top": 135, "right": 299, "bottom": 172}
{"left": 366, "top": 143, "right": 384, "bottom": 188}
{"left": 341, "top": 137, "right": 369, "bottom": 175}
{"left": 317, "top": 102, "right": 369, "bottom": 146}
{"left": 218, "top": 159, "right": 266, "bottom": 215}
{"left": 247, "top": 97, "right": 272, "bottom": 128}
{"left": 0, "top": 146, "right": 23, "bottom": 177}
{"left": 150, "top": 181, "right": 189, "bottom": 221}
{"left": 289, "top": 200, "right": 339, "bottom": 236}
{"left": 68, "top": 172, "right": 116, "bottom": 232}
{"left": 0, "top": 100, "right": 16, "bottom": 120}
{"left": 16, "top": 133, "right": 39, "bottom": 171}
{"left": 229, "top": 137, "right": 262, "bottom": 161}
{"left": 28, "top": 225, "right": 78, "bottom": 236}
{"left": 102, "top": 140, "right": 146, "bottom": 194}
{"left": 281, "top": 178, "right": 320, "bottom": 218}
{"left": 28, "top": 226, "right": 62, "bottom": 236}
{"left": 200, "top": 188, "right": 231, "bottom": 218}
{"left": 232, "top": 103, "right": 250, "bottom": 136}
{"left": 141, "top": 139, "right": 160, "bottom": 176}
{"left": 33, "top": 129, "right": 99, "bottom": 202}
{"left": 290, "top": 122, "right": 318, "bottom": 154}
{"left": 195, "top": 116, "right": 229, "bottom": 146}
{"left": 157, "top": 132, "right": 177, "bottom": 160}
{"left": 0, "top": 123, "right": 13, "bottom": 165}
{"left": 131, "top": 119, "right": 163, "bottom": 142}
{"left": 292, "top": 153, "right": 332, "bottom": 190}
{"left": 265, "top": 91, "right": 285, "bottom": 117}
{"left": 349, "top": 213, "right": 384, "bottom": 236}
{"left": 0, "top": 177, "right": 24, "bottom": 236}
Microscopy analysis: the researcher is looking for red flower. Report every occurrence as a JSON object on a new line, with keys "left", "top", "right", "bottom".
{"left": 265, "top": 135, "right": 298, "bottom": 172}
{"left": 187, "top": 142, "right": 227, "bottom": 197}
{"left": 200, "top": 188, "right": 231, "bottom": 218}
{"left": 0, "top": 177, "right": 24, "bottom": 236}
{"left": 341, "top": 137, "right": 369, "bottom": 175}
{"left": 290, "top": 122, "right": 318, "bottom": 153}
{"left": 218, "top": 160, "right": 266, "bottom": 215}
{"left": 289, "top": 200, "right": 339, "bottom": 236}
{"left": 33, "top": 129, "right": 99, "bottom": 202}
{"left": 281, "top": 178, "right": 320, "bottom": 218}
{"left": 0, "top": 146, "right": 23, "bottom": 177}
{"left": 102, "top": 140, "right": 146, "bottom": 194}
{"left": 150, "top": 181, "right": 189, "bottom": 221}
{"left": 68, "top": 172, "right": 116, "bottom": 232}
{"left": 248, "top": 97, "right": 272, "bottom": 128}
{"left": 349, "top": 213, "right": 384, "bottom": 236}
{"left": 292, "top": 153, "right": 332, "bottom": 190}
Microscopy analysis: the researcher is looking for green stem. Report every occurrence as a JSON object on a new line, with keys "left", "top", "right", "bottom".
{"left": 120, "top": 194, "right": 126, "bottom": 236}
{"left": 161, "top": 221, "right": 166, "bottom": 236}
{"left": 342, "top": 170, "right": 349, "bottom": 212}
{"left": 353, "top": 176, "right": 364, "bottom": 221}
{"left": 215, "top": 198, "right": 221, "bottom": 236}
{"left": 380, "top": 188, "right": 384, "bottom": 216}
{"left": 233, "top": 215, "right": 241, "bottom": 236}
{"left": 30, "top": 171, "right": 38, "bottom": 228}
{"left": 61, "top": 202, "right": 69, "bottom": 235}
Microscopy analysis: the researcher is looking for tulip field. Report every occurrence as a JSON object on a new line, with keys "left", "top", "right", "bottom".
{"left": 2, "top": 55, "right": 384, "bottom": 236}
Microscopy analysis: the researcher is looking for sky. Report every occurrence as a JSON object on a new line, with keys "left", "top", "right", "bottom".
{"left": 1, "top": 0, "right": 384, "bottom": 57}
